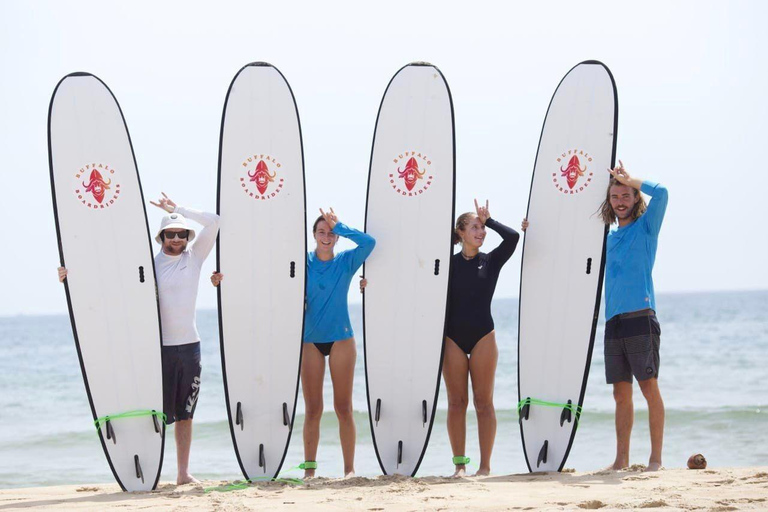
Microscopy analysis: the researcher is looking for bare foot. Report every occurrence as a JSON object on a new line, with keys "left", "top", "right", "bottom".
{"left": 452, "top": 465, "right": 466, "bottom": 478}
{"left": 177, "top": 474, "right": 200, "bottom": 485}
{"left": 606, "top": 458, "right": 629, "bottom": 471}
{"left": 304, "top": 470, "right": 316, "bottom": 480}
{"left": 343, "top": 471, "right": 356, "bottom": 479}
{"left": 474, "top": 468, "right": 490, "bottom": 477}
{"left": 644, "top": 462, "right": 662, "bottom": 472}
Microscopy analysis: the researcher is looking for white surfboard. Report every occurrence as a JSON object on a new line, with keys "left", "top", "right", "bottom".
{"left": 217, "top": 62, "right": 306, "bottom": 480}
{"left": 48, "top": 73, "right": 164, "bottom": 491}
{"left": 363, "top": 63, "right": 455, "bottom": 476}
{"left": 518, "top": 61, "right": 618, "bottom": 472}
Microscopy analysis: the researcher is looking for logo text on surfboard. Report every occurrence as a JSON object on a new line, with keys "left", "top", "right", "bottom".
{"left": 74, "top": 163, "right": 121, "bottom": 209}
{"left": 552, "top": 150, "right": 594, "bottom": 195}
{"left": 389, "top": 152, "right": 433, "bottom": 197}
{"left": 240, "top": 155, "right": 285, "bottom": 200}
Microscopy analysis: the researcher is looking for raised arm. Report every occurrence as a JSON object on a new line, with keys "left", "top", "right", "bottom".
{"left": 174, "top": 206, "right": 220, "bottom": 264}
{"left": 333, "top": 222, "right": 376, "bottom": 273}
{"left": 486, "top": 218, "right": 520, "bottom": 266}
{"left": 473, "top": 198, "right": 520, "bottom": 266}
{"left": 608, "top": 161, "right": 667, "bottom": 236}
{"left": 639, "top": 181, "right": 668, "bottom": 236}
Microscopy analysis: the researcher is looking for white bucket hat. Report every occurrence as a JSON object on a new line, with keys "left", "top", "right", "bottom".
{"left": 155, "top": 212, "right": 196, "bottom": 243}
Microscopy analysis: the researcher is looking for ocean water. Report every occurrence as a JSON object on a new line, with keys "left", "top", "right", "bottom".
{"left": 0, "top": 291, "right": 766, "bottom": 489}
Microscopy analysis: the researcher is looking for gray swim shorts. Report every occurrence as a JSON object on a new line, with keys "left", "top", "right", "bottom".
{"left": 604, "top": 309, "right": 661, "bottom": 384}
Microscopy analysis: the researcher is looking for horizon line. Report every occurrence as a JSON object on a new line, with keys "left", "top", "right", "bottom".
{"left": 2, "top": 288, "right": 767, "bottom": 319}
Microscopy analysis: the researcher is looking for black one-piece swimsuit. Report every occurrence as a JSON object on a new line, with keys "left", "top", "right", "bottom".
{"left": 446, "top": 218, "right": 520, "bottom": 355}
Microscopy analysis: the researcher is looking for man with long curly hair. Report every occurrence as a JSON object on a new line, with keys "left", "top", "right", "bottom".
{"left": 599, "top": 160, "right": 668, "bottom": 472}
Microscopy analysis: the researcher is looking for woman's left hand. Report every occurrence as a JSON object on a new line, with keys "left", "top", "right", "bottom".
{"left": 474, "top": 199, "right": 490, "bottom": 224}
{"left": 319, "top": 207, "right": 338, "bottom": 230}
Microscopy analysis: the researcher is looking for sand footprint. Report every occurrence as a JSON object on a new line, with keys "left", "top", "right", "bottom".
{"left": 639, "top": 500, "right": 668, "bottom": 508}
{"left": 578, "top": 500, "right": 606, "bottom": 509}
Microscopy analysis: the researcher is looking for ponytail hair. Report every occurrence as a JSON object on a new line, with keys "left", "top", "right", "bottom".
{"left": 453, "top": 212, "right": 476, "bottom": 245}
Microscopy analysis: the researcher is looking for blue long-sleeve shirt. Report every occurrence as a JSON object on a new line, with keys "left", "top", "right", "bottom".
{"left": 604, "top": 181, "right": 668, "bottom": 321}
{"left": 303, "top": 222, "right": 376, "bottom": 343}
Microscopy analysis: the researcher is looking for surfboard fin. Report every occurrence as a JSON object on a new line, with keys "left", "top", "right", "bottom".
{"left": 422, "top": 400, "right": 428, "bottom": 426}
{"left": 537, "top": 440, "right": 548, "bottom": 468}
{"left": 519, "top": 397, "right": 531, "bottom": 423}
{"left": 282, "top": 402, "right": 290, "bottom": 426}
{"left": 152, "top": 409, "right": 161, "bottom": 433}
{"left": 560, "top": 400, "right": 573, "bottom": 426}
{"left": 375, "top": 399, "right": 381, "bottom": 426}
{"left": 134, "top": 454, "right": 144, "bottom": 483}
{"left": 236, "top": 402, "right": 243, "bottom": 431}
{"left": 259, "top": 444, "right": 266, "bottom": 473}
{"left": 105, "top": 420, "right": 116, "bottom": 444}
{"left": 397, "top": 440, "right": 403, "bottom": 467}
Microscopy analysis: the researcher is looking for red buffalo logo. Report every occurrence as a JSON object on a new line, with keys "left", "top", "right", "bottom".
{"left": 398, "top": 157, "right": 425, "bottom": 191}
{"left": 82, "top": 169, "right": 111, "bottom": 203}
{"left": 248, "top": 160, "right": 276, "bottom": 195}
{"left": 560, "top": 155, "right": 586, "bottom": 190}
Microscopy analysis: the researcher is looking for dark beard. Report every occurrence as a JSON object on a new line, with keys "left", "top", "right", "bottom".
{"left": 163, "top": 241, "right": 186, "bottom": 255}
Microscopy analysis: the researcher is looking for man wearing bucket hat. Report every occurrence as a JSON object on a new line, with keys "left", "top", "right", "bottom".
{"left": 58, "top": 192, "right": 219, "bottom": 484}
{"left": 150, "top": 192, "right": 219, "bottom": 484}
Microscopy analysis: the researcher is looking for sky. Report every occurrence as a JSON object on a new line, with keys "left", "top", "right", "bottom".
{"left": 1, "top": 0, "right": 766, "bottom": 316}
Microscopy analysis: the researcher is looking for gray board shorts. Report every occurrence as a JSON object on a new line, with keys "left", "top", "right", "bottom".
{"left": 604, "top": 309, "right": 661, "bottom": 384}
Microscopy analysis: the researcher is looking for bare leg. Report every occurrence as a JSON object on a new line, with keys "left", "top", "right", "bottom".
{"left": 301, "top": 343, "right": 326, "bottom": 478}
{"left": 175, "top": 419, "right": 199, "bottom": 484}
{"left": 328, "top": 338, "right": 357, "bottom": 477}
{"left": 611, "top": 381, "right": 633, "bottom": 470}
{"left": 638, "top": 377, "right": 664, "bottom": 471}
{"left": 442, "top": 337, "right": 469, "bottom": 477}
{"left": 468, "top": 331, "right": 498, "bottom": 476}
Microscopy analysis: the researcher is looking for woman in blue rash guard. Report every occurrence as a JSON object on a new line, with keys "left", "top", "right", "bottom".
{"left": 300, "top": 208, "right": 375, "bottom": 479}
{"left": 211, "top": 207, "right": 375, "bottom": 479}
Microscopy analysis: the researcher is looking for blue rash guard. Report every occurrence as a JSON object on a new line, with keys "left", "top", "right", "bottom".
{"left": 303, "top": 222, "right": 376, "bottom": 343}
{"left": 605, "top": 181, "right": 668, "bottom": 321}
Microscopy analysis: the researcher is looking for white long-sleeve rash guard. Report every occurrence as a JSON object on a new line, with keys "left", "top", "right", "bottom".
{"left": 154, "top": 206, "right": 220, "bottom": 346}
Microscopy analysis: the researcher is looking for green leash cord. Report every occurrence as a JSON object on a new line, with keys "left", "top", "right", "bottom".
{"left": 204, "top": 477, "right": 304, "bottom": 493}
{"left": 283, "top": 461, "right": 318, "bottom": 472}
{"left": 93, "top": 409, "right": 167, "bottom": 429}
{"left": 204, "top": 462, "right": 315, "bottom": 493}
{"left": 517, "top": 398, "right": 583, "bottom": 428}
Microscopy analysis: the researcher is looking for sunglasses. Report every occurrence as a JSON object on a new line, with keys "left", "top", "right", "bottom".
{"left": 163, "top": 230, "right": 189, "bottom": 240}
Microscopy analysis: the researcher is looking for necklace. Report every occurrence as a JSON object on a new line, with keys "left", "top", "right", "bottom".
{"left": 461, "top": 250, "right": 476, "bottom": 261}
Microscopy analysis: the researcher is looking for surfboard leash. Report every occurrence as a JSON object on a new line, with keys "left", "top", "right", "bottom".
{"left": 93, "top": 409, "right": 167, "bottom": 428}
{"left": 517, "top": 398, "right": 583, "bottom": 429}
{"left": 204, "top": 477, "right": 305, "bottom": 493}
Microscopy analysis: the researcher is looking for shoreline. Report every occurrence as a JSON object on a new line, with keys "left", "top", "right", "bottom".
{"left": 1, "top": 466, "right": 766, "bottom": 510}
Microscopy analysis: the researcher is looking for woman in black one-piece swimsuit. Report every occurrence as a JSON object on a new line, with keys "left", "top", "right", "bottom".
{"left": 443, "top": 199, "right": 523, "bottom": 476}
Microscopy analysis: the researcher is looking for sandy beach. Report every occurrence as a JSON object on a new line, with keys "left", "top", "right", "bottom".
{"left": 1, "top": 466, "right": 766, "bottom": 511}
